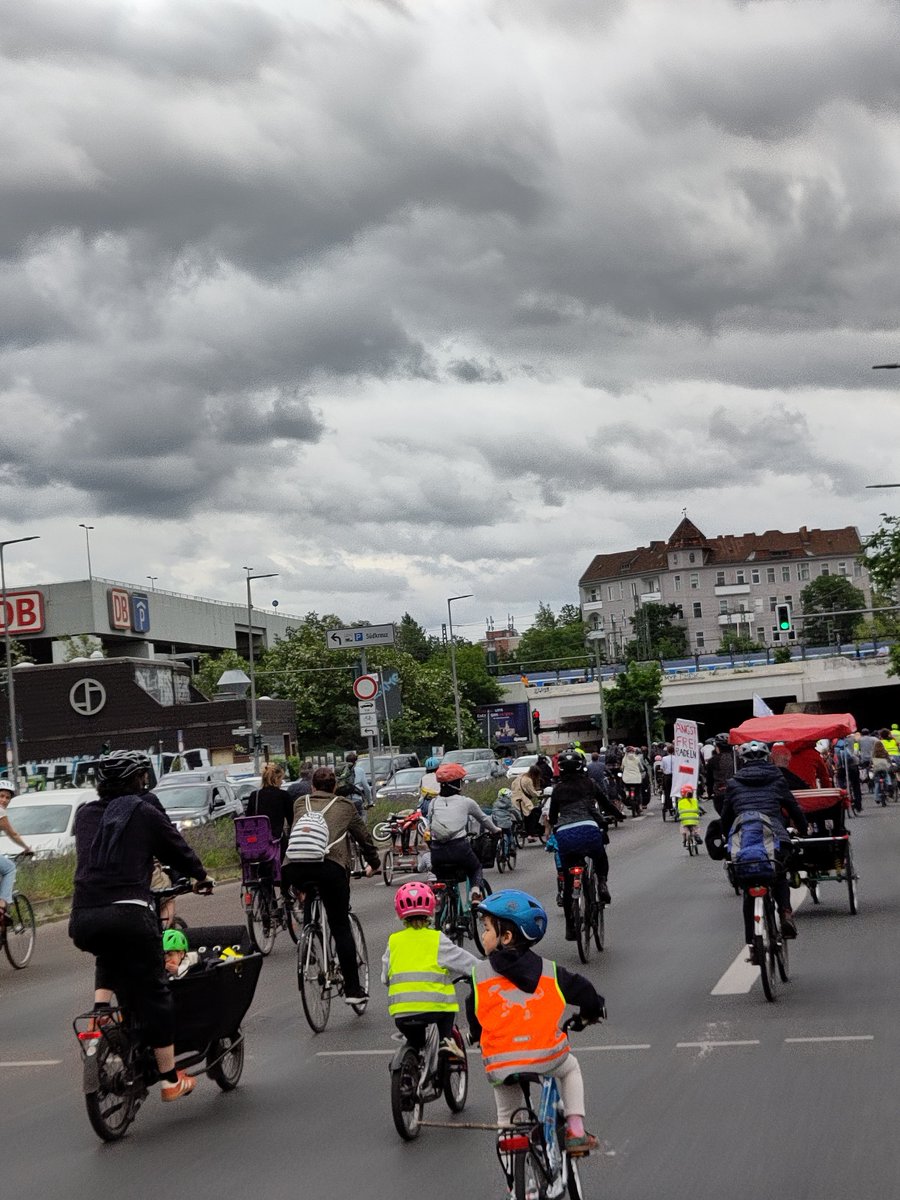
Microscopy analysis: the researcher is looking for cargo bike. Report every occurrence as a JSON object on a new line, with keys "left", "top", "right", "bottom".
{"left": 74, "top": 881, "right": 263, "bottom": 1141}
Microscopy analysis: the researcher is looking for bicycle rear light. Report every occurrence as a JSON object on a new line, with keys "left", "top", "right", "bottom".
{"left": 748, "top": 886, "right": 768, "bottom": 896}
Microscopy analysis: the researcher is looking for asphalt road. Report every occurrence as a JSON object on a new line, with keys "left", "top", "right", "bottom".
{"left": 3, "top": 800, "right": 899, "bottom": 1200}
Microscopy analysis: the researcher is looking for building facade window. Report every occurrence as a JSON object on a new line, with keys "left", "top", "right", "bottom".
{"left": 756, "top": 627, "right": 765, "bottom": 640}
{"left": 853, "top": 562, "right": 862, "bottom": 577}
{"left": 781, "top": 566, "right": 791, "bottom": 582}
{"left": 766, "top": 567, "right": 776, "bottom": 583}
{"left": 736, "top": 570, "right": 746, "bottom": 584}
{"left": 696, "top": 632, "right": 705, "bottom": 648}
{"left": 769, "top": 596, "right": 777, "bottom": 612}
{"left": 692, "top": 601, "right": 702, "bottom": 618}
{"left": 838, "top": 561, "right": 847, "bottom": 576}
{"left": 751, "top": 569, "right": 760, "bottom": 584}
{"left": 719, "top": 599, "right": 729, "bottom": 614}
{"left": 689, "top": 552, "right": 696, "bottom": 563}
{"left": 820, "top": 563, "right": 830, "bottom": 576}
{"left": 716, "top": 571, "right": 725, "bottom": 586}
{"left": 798, "top": 563, "right": 810, "bottom": 581}
{"left": 673, "top": 574, "right": 681, "bottom": 592}
{"left": 607, "top": 586, "right": 614, "bottom": 600}
{"left": 690, "top": 572, "right": 699, "bottom": 589}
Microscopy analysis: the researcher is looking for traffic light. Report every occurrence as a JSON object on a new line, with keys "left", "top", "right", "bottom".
{"left": 776, "top": 603, "right": 792, "bottom": 633}
{"left": 532, "top": 709, "right": 541, "bottom": 734}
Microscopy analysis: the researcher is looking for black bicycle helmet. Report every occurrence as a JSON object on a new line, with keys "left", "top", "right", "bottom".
{"left": 557, "top": 749, "right": 584, "bottom": 773}
{"left": 737, "top": 740, "right": 770, "bottom": 763}
{"left": 95, "top": 750, "right": 152, "bottom": 786}
{"left": 714, "top": 732, "right": 731, "bottom": 748}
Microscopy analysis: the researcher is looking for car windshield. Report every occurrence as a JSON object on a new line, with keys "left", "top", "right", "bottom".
{"left": 390, "top": 769, "right": 424, "bottom": 786}
{"left": 155, "top": 787, "right": 207, "bottom": 811}
{"left": 5, "top": 804, "right": 72, "bottom": 835}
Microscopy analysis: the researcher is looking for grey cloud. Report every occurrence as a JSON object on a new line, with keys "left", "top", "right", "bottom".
{"left": 447, "top": 358, "right": 506, "bottom": 384}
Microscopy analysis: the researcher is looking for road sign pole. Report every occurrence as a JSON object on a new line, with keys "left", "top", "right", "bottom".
{"left": 377, "top": 667, "right": 394, "bottom": 754}
{"left": 361, "top": 650, "right": 376, "bottom": 791}
{"left": 593, "top": 638, "right": 609, "bottom": 748}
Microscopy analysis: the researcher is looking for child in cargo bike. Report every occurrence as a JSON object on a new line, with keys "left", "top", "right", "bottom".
{"left": 720, "top": 741, "right": 808, "bottom": 962}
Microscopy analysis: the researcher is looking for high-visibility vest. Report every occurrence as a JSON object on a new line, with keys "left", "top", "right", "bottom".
{"left": 473, "top": 958, "right": 568, "bottom": 1080}
{"left": 677, "top": 795, "right": 700, "bottom": 826}
{"left": 387, "top": 927, "right": 458, "bottom": 1016}
{"left": 882, "top": 738, "right": 899, "bottom": 757}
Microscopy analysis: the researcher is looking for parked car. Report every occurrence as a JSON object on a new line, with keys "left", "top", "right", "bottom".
{"left": 360, "top": 754, "right": 420, "bottom": 789}
{"left": 227, "top": 774, "right": 263, "bottom": 813}
{"left": 506, "top": 754, "right": 539, "bottom": 780}
{"left": 0, "top": 789, "right": 97, "bottom": 858}
{"left": 375, "top": 767, "right": 427, "bottom": 804}
{"left": 152, "top": 775, "right": 242, "bottom": 831}
{"left": 440, "top": 748, "right": 496, "bottom": 767}
{"left": 463, "top": 758, "right": 506, "bottom": 783}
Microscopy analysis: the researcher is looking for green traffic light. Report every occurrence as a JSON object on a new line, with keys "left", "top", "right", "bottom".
{"left": 779, "top": 620, "right": 790, "bottom": 630}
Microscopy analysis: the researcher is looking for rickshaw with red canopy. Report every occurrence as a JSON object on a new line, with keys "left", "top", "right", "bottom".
{"left": 729, "top": 713, "right": 859, "bottom": 913}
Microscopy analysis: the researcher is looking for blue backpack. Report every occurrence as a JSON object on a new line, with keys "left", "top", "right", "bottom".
{"left": 728, "top": 810, "right": 778, "bottom": 882}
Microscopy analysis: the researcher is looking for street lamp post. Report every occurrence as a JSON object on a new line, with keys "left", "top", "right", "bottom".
{"left": 147, "top": 575, "right": 158, "bottom": 590}
{"left": 243, "top": 568, "right": 278, "bottom": 774}
{"left": 78, "top": 524, "right": 94, "bottom": 578}
{"left": 586, "top": 632, "right": 609, "bottom": 748}
{"left": 447, "top": 594, "right": 473, "bottom": 750}
{"left": 1, "top": 536, "right": 39, "bottom": 788}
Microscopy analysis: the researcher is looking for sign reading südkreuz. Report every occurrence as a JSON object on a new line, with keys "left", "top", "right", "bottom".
{"left": 325, "top": 624, "right": 395, "bottom": 650}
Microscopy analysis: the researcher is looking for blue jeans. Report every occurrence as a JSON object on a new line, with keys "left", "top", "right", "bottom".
{"left": 0, "top": 855, "right": 15, "bottom": 905}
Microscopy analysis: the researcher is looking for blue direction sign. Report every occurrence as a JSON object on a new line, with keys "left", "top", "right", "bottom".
{"left": 326, "top": 623, "right": 395, "bottom": 649}
{"left": 130, "top": 592, "right": 151, "bottom": 634}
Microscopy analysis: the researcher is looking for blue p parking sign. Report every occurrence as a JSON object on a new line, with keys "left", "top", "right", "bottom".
{"left": 130, "top": 592, "right": 151, "bottom": 634}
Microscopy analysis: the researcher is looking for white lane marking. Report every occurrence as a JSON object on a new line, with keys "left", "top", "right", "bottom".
{"left": 784, "top": 1036, "right": 874, "bottom": 1044}
{"left": 711, "top": 886, "right": 807, "bottom": 995}
{"left": 0, "top": 1059, "right": 62, "bottom": 1067}
{"left": 676, "top": 1040, "right": 760, "bottom": 1048}
{"left": 578, "top": 1044, "right": 651, "bottom": 1052}
{"left": 316, "top": 1049, "right": 395, "bottom": 1057}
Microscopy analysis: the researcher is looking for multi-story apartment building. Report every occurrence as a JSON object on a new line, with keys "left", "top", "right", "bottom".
{"left": 578, "top": 518, "right": 872, "bottom": 657}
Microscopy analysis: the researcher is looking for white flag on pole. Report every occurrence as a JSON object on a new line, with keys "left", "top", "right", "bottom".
{"left": 752, "top": 693, "right": 773, "bottom": 717}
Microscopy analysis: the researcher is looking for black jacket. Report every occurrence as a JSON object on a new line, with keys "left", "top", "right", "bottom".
{"left": 720, "top": 764, "right": 809, "bottom": 843}
{"left": 248, "top": 786, "right": 294, "bottom": 840}
{"left": 72, "top": 793, "right": 207, "bottom": 908}
{"left": 709, "top": 748, "right": 736, "bottom": 794}
{"left": 465, "top": 945, "right": 604, "bottom": 1042}
{"left": 549, "top": 773, "right": 619, "bottom": 829}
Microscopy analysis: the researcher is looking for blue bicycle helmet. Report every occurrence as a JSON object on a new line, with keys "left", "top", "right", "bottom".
{"left": 424, "top": 756, "right": 441, "bottom": 771}
{"left": 477, "top": 890, "right": 548, "bottom": 944}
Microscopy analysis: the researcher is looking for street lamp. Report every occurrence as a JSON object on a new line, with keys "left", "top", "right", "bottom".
{"left": 872, "top": 364, "right": 900, "bottom": 369}
{"left": 243, "top": 567, "right": 278, "bottom": 774}
{"left": 447, "top": 594, "right": 473, "bottom": 750}
{"left": 1, "top": 535, "right": 39, "bottom": 788}
{"left": 147, "top": 575, "right": 158, "bottom": 589}
{"left": 78, "top": 524, "right": 94, "bottom": 578}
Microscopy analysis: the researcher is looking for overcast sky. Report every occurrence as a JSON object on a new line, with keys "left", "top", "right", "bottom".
{"left": 2, "top": 0, "right": 899, "bottom": 637}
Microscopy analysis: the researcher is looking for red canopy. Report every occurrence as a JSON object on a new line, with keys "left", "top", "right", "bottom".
{"left": 729, "top": 712, "right": 857, "bottom": 751}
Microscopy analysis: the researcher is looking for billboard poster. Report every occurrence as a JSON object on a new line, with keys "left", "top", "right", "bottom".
{"left": 476, "top": 702, "right": 530, "bottom": 744}
{"left": 375, "top": 668, "right": 402, "bottom": 720}
{"left": 672, "top": 717, "right": 699, "bottom": 795}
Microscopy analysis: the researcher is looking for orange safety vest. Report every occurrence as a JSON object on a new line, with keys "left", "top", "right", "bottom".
{"left": 473, "top": 958, "right": 569, "bottom": 1081}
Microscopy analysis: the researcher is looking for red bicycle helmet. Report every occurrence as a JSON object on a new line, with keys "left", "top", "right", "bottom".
{"left": 680, "top": 783, "right": 695, "bottom": 796}
{"left": 394, "top": 881, "right": 436, "bottom": 920}
{"left": 435, "top": 762, "right": 467, "bottom": 783}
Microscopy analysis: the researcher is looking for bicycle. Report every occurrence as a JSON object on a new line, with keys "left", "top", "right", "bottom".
{"left": 0, "top": 852, "right": 36, "bottom": 969}
{"left": 389, "top": 1015, "right": 468, "bottom": 1140}
{"left": 235, "top": 817, "right": 298, "bottom": 955}
{"left": 432, "top": 866, "right": 492, "bottom": 953}
{"left": 296, "top": 887, "right": 369, "bottom": 1032}
{"left": 568, "top": 858, "right": 605, "bottom": 964}
{"left": 683, "top": 830, "right": 703, "bottom": 857}
{"left": 495, "top": 826, "right": 518, "bottom": 873}
{"left": 745, "top": 879, "right": 790, "bottom": 1002}
{"left": 72, "top": 879, "right": 265, "bottom": 1143}
{"left": 496, "top": 1014, "right": 599, "bottom": 1200}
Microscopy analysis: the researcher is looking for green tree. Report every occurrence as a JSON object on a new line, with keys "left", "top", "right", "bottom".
{"left": 394, "top": 612, "right": 435, "bottom": 662}
{"left": 606, "top": 661, "right": 663, "bottom": 741}
{"left": 864, "top": 514, "right": 900, "bottom": 594}
{"left": 511, "top": 603, "right": 590, "bottom": 673}
{"left": 194, "top": 648, "right": 251, "bottom": 700}
{"left": 800, "top": 576, "right": 866, "bottom": 645}
{"left": 717, "top": 629, "right": 765, "bottom": 656}
{"left": 627, "top": 603, "right": 688, "bottom": 661}
{"left": 57, "top": 634, "right": 104, "bottom": 661}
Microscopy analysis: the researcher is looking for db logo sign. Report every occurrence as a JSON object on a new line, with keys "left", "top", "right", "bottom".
{"left": 0, "top": 590, "right": 45, "bottom": 636}
{"left": 108, "top": 588, "right": 132, "bottom": 630}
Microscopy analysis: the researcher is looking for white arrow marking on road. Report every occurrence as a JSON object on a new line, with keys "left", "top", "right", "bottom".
{"left": 710, "top": 886, "right": 808, "bottom": 996}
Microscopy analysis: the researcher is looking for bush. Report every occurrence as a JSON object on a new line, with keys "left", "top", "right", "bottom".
{"left": 773, "top": 646, "right": 791, "bottom": 664}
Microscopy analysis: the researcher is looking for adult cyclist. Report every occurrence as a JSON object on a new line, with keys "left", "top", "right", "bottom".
{"left": 0, "top": 785, "right": 33, "bottom": 919}
{"left": 720, "top": 741, "right": 808, "bottom": 957}
{"left": 548, "top": 749, "right": 620, "bottom": 940}
{"left": 427, "top": 763, "right": 500, "bottom": 903}
{"left": 68, "top": 751, "right": 213, "bottom": 1102}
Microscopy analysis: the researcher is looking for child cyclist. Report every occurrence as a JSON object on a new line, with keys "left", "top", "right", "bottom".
{"left": 677, "top": 783, "right": 704, "bottom": 848}
{"left": 382, "top": 881, "right": 479, "bottom": 1057}
{"left": 469, "top": 890, "right": 605, "bottom": 1156}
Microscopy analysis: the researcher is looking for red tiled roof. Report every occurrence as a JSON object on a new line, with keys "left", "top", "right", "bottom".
{"left": 579, "top": 525, "right": 862, "bottom": 585}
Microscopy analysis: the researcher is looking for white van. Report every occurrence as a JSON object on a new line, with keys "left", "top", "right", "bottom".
{"left": 0, "top": 790, "right": 96, "bottom": 858}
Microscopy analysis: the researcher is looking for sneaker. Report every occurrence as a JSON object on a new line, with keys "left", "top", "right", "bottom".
{"left": 565, "top": 1130, "right": 598, "bottom": 1155}
{"left": 598, "top": 880, "right": 611, "bottom": 904}
{"left": 161, "top": 1071, "right": 196, "bottom": 1102}
{"left": 564, "top": 920, "right": 577, "bottom": 942}
{"left": 746, "top": 944, "right": 760, "bottom": 965}
{"left": 439, "top": 1036, "right": 465, "bottom": 1060}
{"left": 343, "top": 992, "right": 369, "bottom": 1006}
{"left": 780, "top": 912, "right": 798, "bottom": 939}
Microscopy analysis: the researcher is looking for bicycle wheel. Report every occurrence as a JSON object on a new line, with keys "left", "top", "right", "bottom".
{"left": 283, "top": 889, "right": 299, "bottom": 943}
{"left": 687, "top": 834, "right": 698, "bottom": 857}
{"left": 382, "top": 849, "right": 394, "bottom": 886}
{"left": 846, "top": 843, "right": 859, "bottom": 914}
{"left": 348, "top": 913, "right": 369, "bottom": 1014}
{"left": 390, "top": 1046, "right": 424, "bottom": 1140}
{"left": 442, "top": 1025, "right": 469, "bottom": 1112}
{"left": 372, "top": 821, "right": 393, "bottom": 843}
{"left": 755, "top": 898, "right": 776, "bottom": 1002}
{"left": 775, "top": 915, "right": 790, "bottom": 984}
{"left": 207, "top": 1031, "right": 244, "bottom": 1090}
{"left": 297, "top": 926, "right": 331, "bottom": 1032}
{"left": 245, "top": 885, "right": 276, "bottom": 956}
{"left": 4, "top": 892, "right": 35, "bottom": 968}
{"left": 507, "top": 836, "right": 518, "bottom": 871}
{"left": 515, "top": 823, "right": 527, "bottom": 849}
{"left": 574, "top": 883, "right": 590, "bottom": 965}
{"left": 513, "top": 1147, "right": 544, "bottom": 1200}
{"left": 471, "top": 879, "right": 492, "bottom": 953}
{"left": 497, "top": 843, "right": 507, "bottom": 873}
{"left": 590, "top": 875, "right": 605, "bottom": 952}
{"left": 567, "top": 1154, "right": 585, "bottom": 1200}
{"left": 84, "top": 1038, "right": 139, "bottom": 1142}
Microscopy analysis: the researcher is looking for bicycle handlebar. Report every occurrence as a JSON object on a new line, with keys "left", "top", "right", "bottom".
{"left": 152, "top": 875, "right": 215, "bottom": 901}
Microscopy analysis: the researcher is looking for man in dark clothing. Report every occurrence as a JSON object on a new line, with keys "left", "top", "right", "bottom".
{"left": 585, "top": 752, "right": 609, "bottom": 797}
{"left": 286, "top": 768, "right": 312, "bottom": 802}
{"left": 708, "top": 734, "right": 736, "bottom": 813}
{"left": 720, "top": 742, "right": 808, "bottom": 952}
{"left": 69, "top": 751, "right": 211, "bottom": 1103}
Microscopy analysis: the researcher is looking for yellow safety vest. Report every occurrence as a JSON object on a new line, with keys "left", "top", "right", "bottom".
{"left": 387, "top": 927, "right": 458, "bottom": 1016}
{"left": 883, "top": 738, "right": 899, "bottom": 757}
{"left": 677, "top": 795, "right": 700, "bottom": 826}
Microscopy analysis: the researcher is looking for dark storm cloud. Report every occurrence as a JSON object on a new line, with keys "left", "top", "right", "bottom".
{"left": 447, "top": 358, "right": 506, "bottom": 384}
